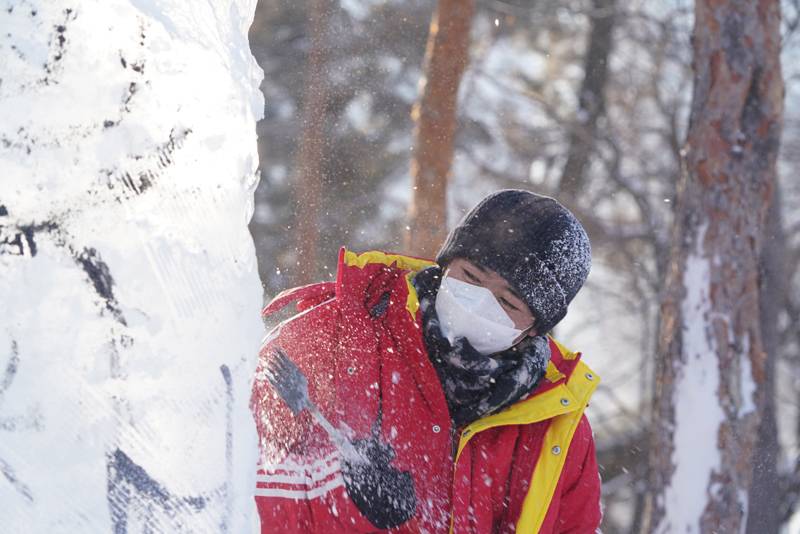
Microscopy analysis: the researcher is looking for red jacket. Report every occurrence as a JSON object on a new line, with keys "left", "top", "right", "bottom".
{"left": 251, "top": 249, "right": 602, "bottom": 533}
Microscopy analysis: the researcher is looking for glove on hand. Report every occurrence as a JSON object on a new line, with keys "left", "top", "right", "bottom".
{"left": 341, "top": 436, "right": 417, "bottom": 529}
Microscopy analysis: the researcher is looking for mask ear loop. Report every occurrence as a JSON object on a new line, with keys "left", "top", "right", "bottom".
{"left": 511, "top": 322, "right": 537, "bottom": 348}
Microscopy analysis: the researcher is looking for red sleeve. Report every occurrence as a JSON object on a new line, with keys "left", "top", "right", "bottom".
{"left": 252, "top": 296, "right": 412, "bottom": 533}
{"left": 555, "top": 415, "right": 603, "bottom": 533}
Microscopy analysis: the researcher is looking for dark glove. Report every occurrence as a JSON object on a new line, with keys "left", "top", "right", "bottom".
{"left": 341, "top": 436, "right": 417, "bottom": 529}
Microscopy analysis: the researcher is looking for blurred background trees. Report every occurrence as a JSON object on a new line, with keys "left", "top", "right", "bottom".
{"left": 248, "top": 1, "right": 800, "bottom": 531}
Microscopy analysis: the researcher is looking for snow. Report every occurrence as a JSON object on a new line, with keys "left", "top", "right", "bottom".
{"left": 738, "top": 487, "right": 749, "bottom": 534}
{"left": 784, "top": 506, "right": 800, "bottom": 534}
{"left": 339, "top": 0, "right": 380, "bottom": 21}
{"left": 738, "top": 333, "right": 756, "bottom": 417}
{"left": 657, "top": 222, "right": 726, "bottom": 533}
{"left": 0, "top": 1, "right": 264, "bottom": 532}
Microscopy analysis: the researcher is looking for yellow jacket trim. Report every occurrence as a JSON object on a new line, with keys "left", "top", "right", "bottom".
{"left": 544, "top": 361, "right": 565, "bottom": 383}
{"left": 452, "top": 358, "right": 599, "bottom": 533}
{"left": 516, "top": 360, "right": 599, "bottom": 533}
{"left": 343, "top": 249, "right": 436, "bottom": 319}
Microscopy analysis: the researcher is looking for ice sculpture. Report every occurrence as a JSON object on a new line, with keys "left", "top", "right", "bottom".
{"left": 0, "top": 1, "right": 265, "bottom": 532}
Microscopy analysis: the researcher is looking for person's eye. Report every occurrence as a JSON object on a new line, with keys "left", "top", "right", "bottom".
{"left": 500, "top": 297, "right": 520, "bottom": 312}
{"left": 463, "top": 270, "right": 480, "bottom": 283}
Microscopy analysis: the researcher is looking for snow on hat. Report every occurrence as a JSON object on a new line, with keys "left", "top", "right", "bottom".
{"left": 435, "top": 189, "right": 591, "bottom": 334}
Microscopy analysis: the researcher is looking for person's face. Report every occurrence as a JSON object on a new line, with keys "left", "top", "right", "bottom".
{"left": 444, "top": 258, "right": 537, "bottom": 338}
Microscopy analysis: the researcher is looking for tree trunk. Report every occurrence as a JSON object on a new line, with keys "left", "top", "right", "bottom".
{"left": 745, "top": 182, "right": 785, "bottom": 534}
{"left": 290, "top": 0, "right": 331, "bottom": 285}
{"left": 558, "top": 0, "right": 617, "bottom": 200}
{"left": 405, "top": 0, "right": 475, "bottom": 258}
{"left": 642, "top": 1, "right": 784, "bottom": 532}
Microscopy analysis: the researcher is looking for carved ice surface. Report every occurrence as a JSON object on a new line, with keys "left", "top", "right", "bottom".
{"left": 0, "top": 1, "right": 265, "bottom": 532}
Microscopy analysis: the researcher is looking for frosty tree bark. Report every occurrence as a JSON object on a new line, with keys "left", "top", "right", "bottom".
{"left": 558, "top": 0, "right": 617, "bottom": 200}
{"left": 642, "top": 1, "right": 784, "bottom": 532}
{"left": 290, "top": 0, "right": 331, "bottom": 285}
{"left": 405, "top": 0, "right": 475, "bottom": 258}
{"left": 745, "top": 183, "right": 786, "bottom": 533}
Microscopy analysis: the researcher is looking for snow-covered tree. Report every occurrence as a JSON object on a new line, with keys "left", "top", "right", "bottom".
{"left": 643, "top": 0, "right": 784, "bottom": 531}
{"left": 0, "top": 1, "right": 264, "bottom": 532}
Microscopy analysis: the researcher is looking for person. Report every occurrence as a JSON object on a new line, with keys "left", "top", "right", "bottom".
{"left": 250, "top": 189, "right": 602, "bottom": 533}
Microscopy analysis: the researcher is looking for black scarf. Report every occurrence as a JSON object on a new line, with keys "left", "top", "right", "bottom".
{"left": 412, "top": 266, "right": 551, "bottom": 427}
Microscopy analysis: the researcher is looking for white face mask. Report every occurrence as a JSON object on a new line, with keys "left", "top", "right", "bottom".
{"left": 434, "top": 275, "right": 530, "bottom": 355}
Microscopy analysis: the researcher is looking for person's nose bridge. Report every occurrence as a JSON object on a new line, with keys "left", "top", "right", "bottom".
{"left": 482, "top": 279, "right": 507, "bottom": 304}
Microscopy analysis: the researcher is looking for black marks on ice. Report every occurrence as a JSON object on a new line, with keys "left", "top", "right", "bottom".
{"left": 121, "top": 82, "right": 138, "bottom": 113}
{"left": 0, "top": 220, "right": 58, "bottom": 256}
{"left": 75, "top": 247, "right": 126, "bottom": 326}
{"left": 0, "top": 340, "right": 20, "bottom": 403}
{"left": 102, "top": 128, "right": 192, "bottom": 202}
{"left": 221, "top": 365, "right": 233, "bottom": 470}
{"left": 1, "top": 457, "right": 33, "bottom": 503}
{"left": 118, "top": 52, "right": 145, "bottom": 75}
{"left": 103, "top": 75, "right": 140, "bottom": 127}
{"left": 1, "top": 126, "right": 36, "bottom": 155}
{"left": 0, "top": 340, "right": 37, "bottom": 502}
{"left": 109, "top": 334, "right": 135, "bottom": 380}
{"left": 106, "top": 366, "right": 234, "bottom": 533}
{"left": 0, "top": 130, "right": 191, "bottom": 325}
{"left": 4, "top": 2, "right": 41, "bottom": 62}
{"left": 2, "top": 339, "right": 44, "bottom": 433}
{"left": 74, "top": 247, "right": 115, "bottom": 305}
{"left": 219, "top": 364, "right": 233, "bottom": 534}
{"left": 107, "top": 448, "right": 209, "bottom": 534}
{"left": 8, "top": 42, "right": 26, "bottom": 61}
{"left": 156, "top": 128, "right": 192, "bottom": 170}
{"left": 111, "top": 17, "right": 148, "bottom": 126}
{"left": 41, "top": 8, "right": 76, "bottom": 86}
{"left": 0, "top": 218, "right": 127, "bottom": 325}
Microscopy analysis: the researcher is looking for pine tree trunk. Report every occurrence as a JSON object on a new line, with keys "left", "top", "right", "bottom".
{"left": 406, "top": 0, "right": 475, "bottom": 258}
{"left": 558, "top": 0, "right": 616, "bottom": 200}
{"left": 745, "top": 183, "right": 785, "bottom": 534}
{"left": 290, "top": 0, "right": 330, "bottom": 285}
{"left": 642, "top": 1, "right": 784, "bottom": 532}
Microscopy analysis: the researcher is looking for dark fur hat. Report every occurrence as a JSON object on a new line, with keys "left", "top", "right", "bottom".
{"left": 436, "top": 190, "right": 591, "bottom": 334}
